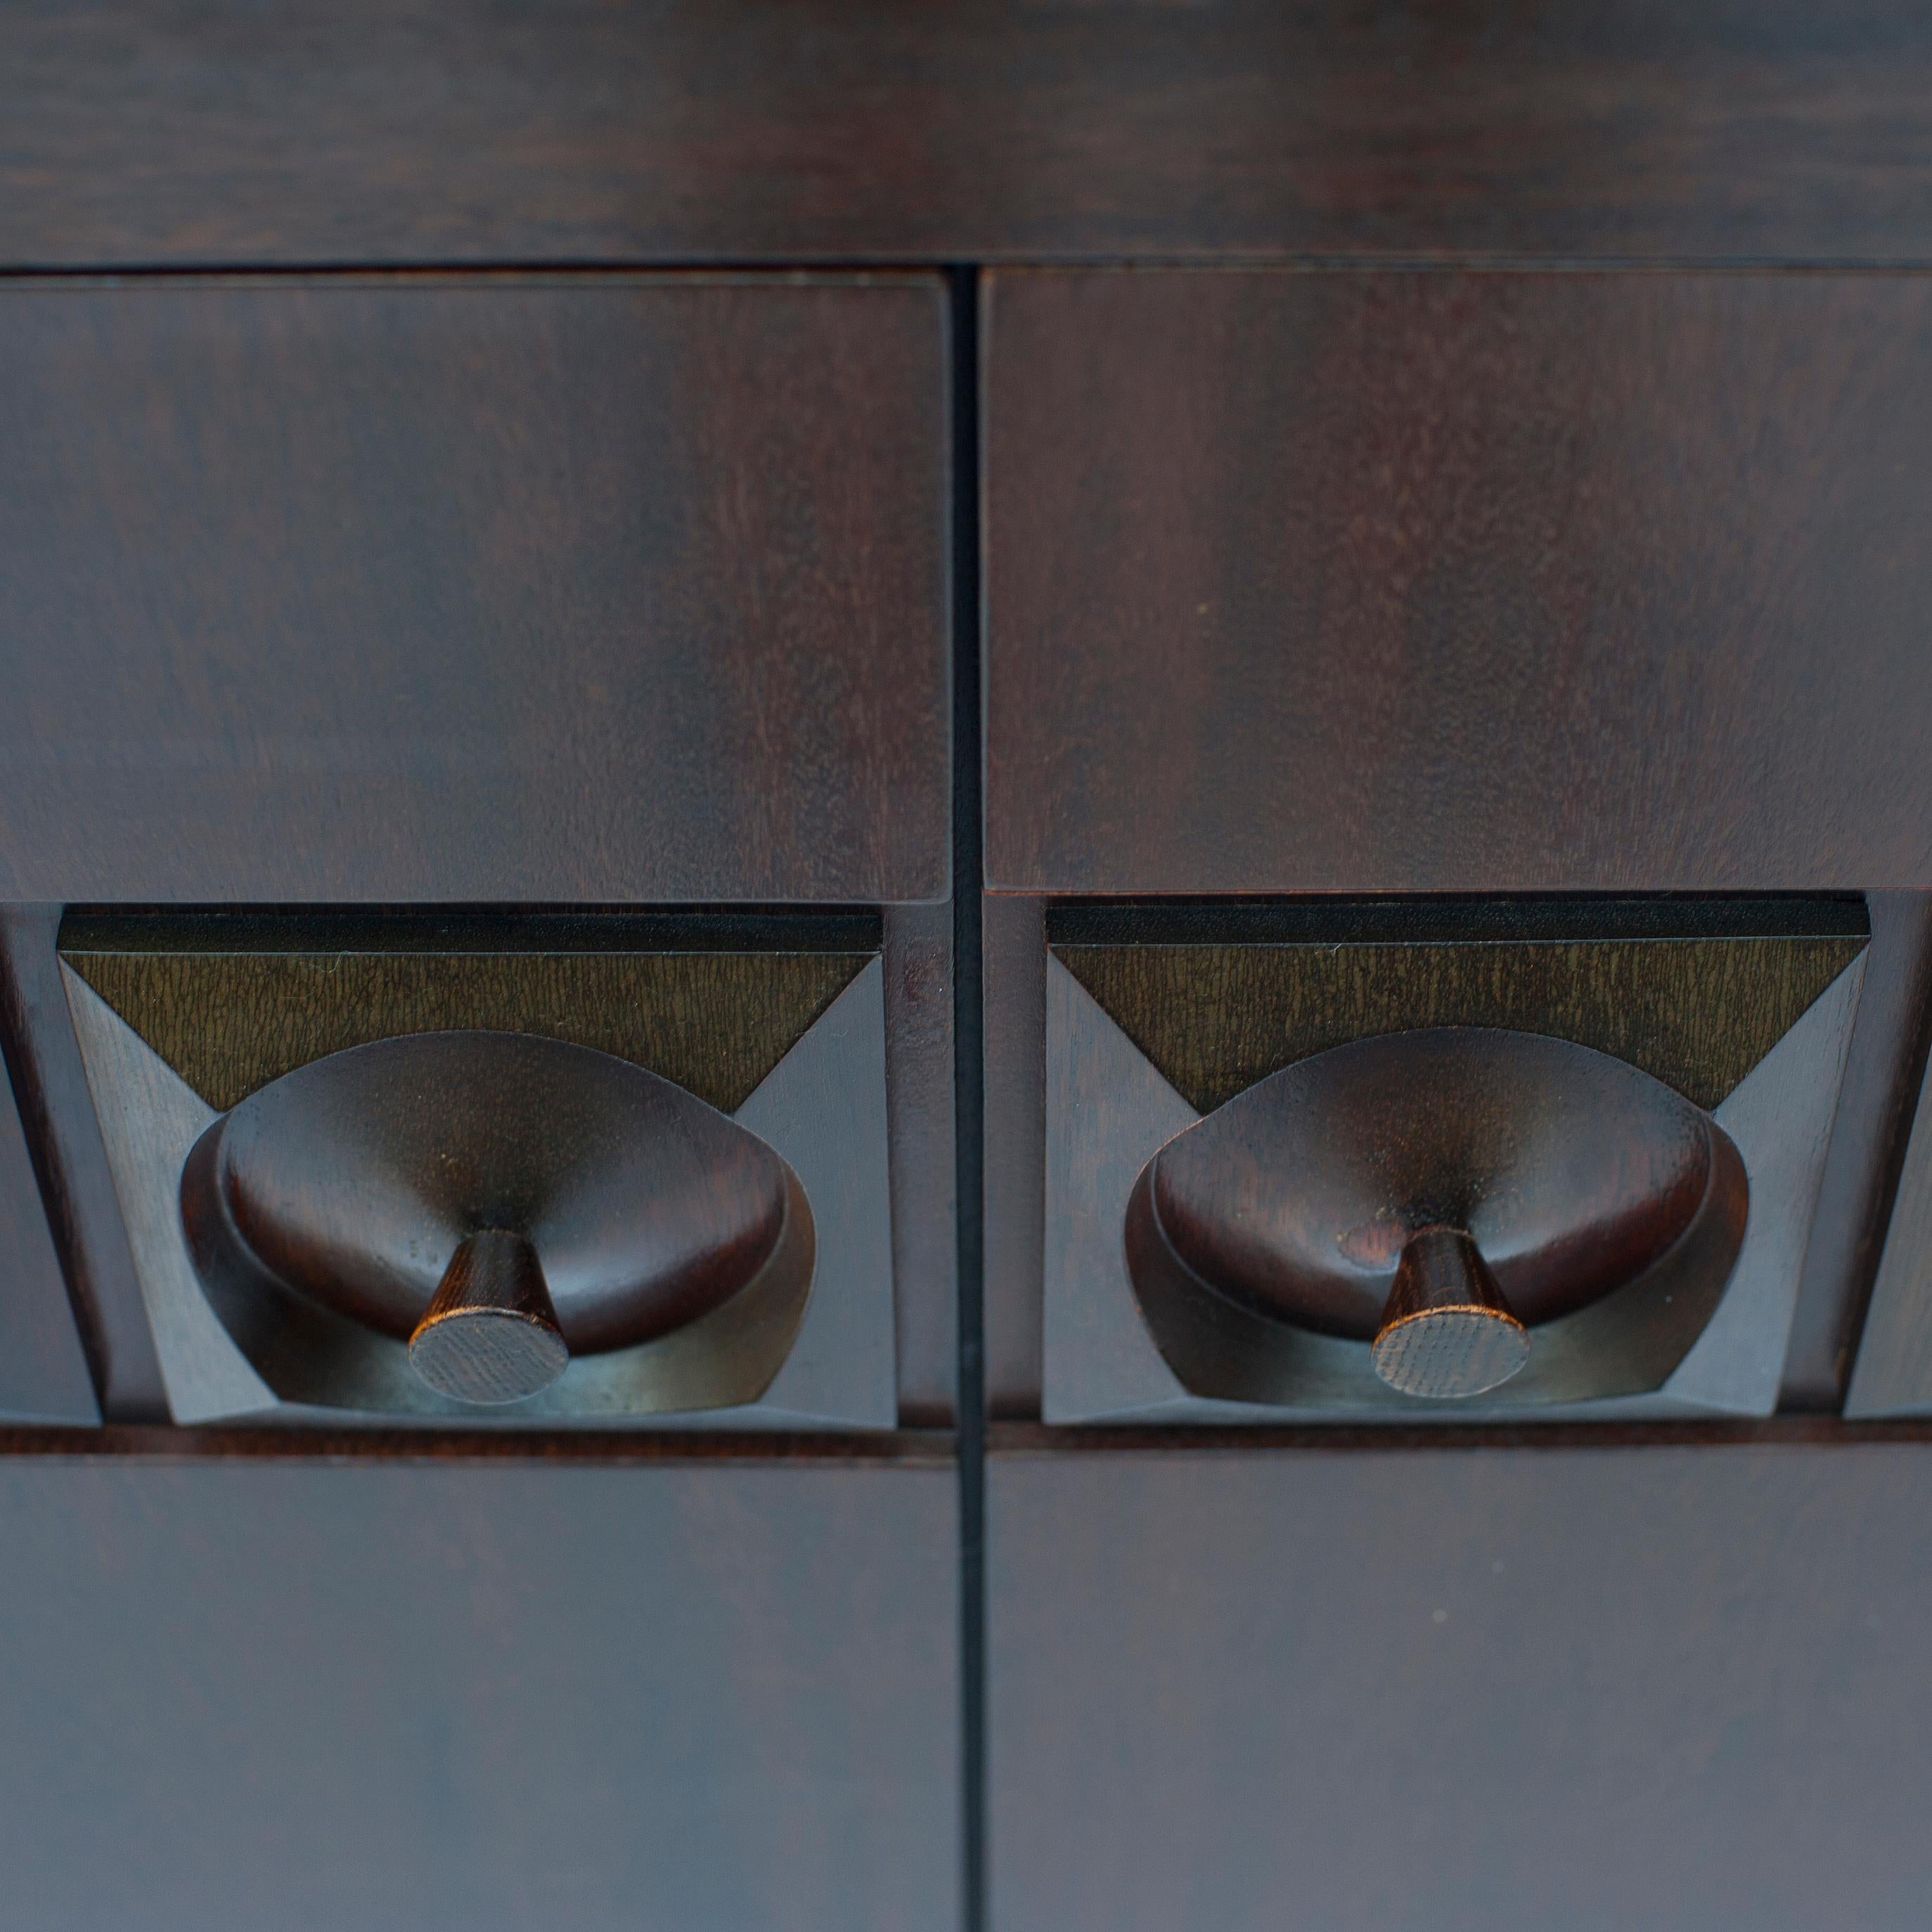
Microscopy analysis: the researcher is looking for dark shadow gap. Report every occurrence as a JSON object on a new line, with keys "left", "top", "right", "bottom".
{"left": 948, "top": 262, "right": 988, "bottom": 1932}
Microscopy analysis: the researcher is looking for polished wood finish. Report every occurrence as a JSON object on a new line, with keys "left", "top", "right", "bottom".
{"left": 1143, "top": 1030, "right": 1734, "bottom": 1340}
{"left": 64, "top": 948, "right": 898, "bottom": 1431}
{"left": 57, "top": 910, "right": 909, "bottom": 1427}
{"left": 1031, "top": 903, "right": 1869, "bottom": 1424}
{"left": 0, "top": 277, "right": 948, "bottom": 903}
{"left": 0, "top": 1424, "right": 948, "bottom": 1462}
{"left": 0, "top": 962, "right": 98, "bottom": 1425}
{"left": 8, "top": 6, "right": 1932, "bottom": 266}
{"left": 182, "top": 1031, "right": 813, "bottom": 1419}
{"left": 1053, "top": 899, "right": 1867, "bottom": 1114}
{"left": 1128, "top": 1028, "right": 1749, "bottom": 1412}
{"left": 60, "top": 912, "right": 874, "bottom": 1114}
{"left": 15, "top": 27, "right": 1932, "bottom": 1926}
{"left": 0, "top": 1453, "right": 958, "bottom": 1931}
{"left": 990, "top": 1441, "right": 1932, "bottom": 1932}
{"left": 987, "top": 271, "right": 1932, "bottom": 894}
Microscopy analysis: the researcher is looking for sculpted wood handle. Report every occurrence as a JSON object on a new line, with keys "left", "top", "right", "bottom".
{"left": 179, "top": 1029, "right": 816, "bottom": 1417}
{"left": 1124, "top": 1027, "right": 1751, "bottom": 1411}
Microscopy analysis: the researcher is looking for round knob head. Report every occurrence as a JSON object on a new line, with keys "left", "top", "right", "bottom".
{"left": 1372, "top": 1304, "right": 1530, "bottom": 1399}
{"left": 408, "top": 1230, "right": 570, "bottom": 1405}
{"left": 1370, "top": 1226, "right": 1529, "bottom": 1400}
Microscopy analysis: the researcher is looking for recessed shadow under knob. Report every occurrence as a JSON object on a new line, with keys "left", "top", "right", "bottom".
{"left": 1370, "top": 1226, "right": 1529, "bottom": 1399}
{"left": 408, "top": 1230, "right": 570, "bottom": 1405}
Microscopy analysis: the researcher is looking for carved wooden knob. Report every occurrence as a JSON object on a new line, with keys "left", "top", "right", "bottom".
{"left": 407, "top": 1229, "right": 570, "bottom": 1405}
{"left": 1370, "top": 1225, "right": 1529, "bottom": 1399}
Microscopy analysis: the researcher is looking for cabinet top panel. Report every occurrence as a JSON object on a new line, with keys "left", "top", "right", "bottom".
{"left": 0, "top": 277, "right": 950, "bottom": 904}
{"left": 986, "top": 269, "right": 1932, "bottom": 895}
{"left": 7, "top": 4, "right": 1932, "bottom": 264}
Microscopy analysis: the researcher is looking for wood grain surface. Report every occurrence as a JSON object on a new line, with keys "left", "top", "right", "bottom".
{"left": 60, "top": 912, "right": 876, "bottom": 1114}
{"left": 0, "top": 1455, "right": 958, "bottom": 1931}
{"left": 986, "top": 271, "right": 1932, "bottom": 895}
{"left": 61, "top": 942, "right": 901, "bottom": 1431}
{"left": 1054, "top": 901, "right": 1866, "bottom": 1114}
{"left": 991, "top": 1442, "right": 1932, "bottom": 1931}
{"left": 0, "top": 276, "right": 948, "bottom": 903}
{"left": 7, "top": 4, "right": 1932, "bottom": 265}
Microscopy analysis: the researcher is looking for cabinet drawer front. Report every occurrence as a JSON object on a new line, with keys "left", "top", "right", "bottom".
{"left": 0, "top": 276, "right": 949, "bottom": 903}
{"left": 991, "top": 1443, "right": 1932, "bottom": 1932}
{"left": 0, "top": 1457, "right": 959, "bottom": 1931}
{"left": 986, "top": 270, "right": 1932, "bottom": 895}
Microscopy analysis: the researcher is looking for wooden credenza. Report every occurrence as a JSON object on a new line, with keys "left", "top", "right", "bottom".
{"left": 6, "top": 10, "right": 1932, "bottom": 1930}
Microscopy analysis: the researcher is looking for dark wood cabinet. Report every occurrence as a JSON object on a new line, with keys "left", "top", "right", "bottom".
{"left": 11, "top": 15, "right": 1932, "bottom": 1932}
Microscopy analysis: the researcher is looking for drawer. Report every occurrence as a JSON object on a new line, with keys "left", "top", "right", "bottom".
{"left": 990, "top": 1441, "right": 1932, "bottom": 1932}
{"left": 0, "top": 274, "right": 950, "bottom": 904}
{"left": 0, "top": 1453, "right": 959, "bottom": 1932}
{"left": 984, "top": 269, "right": 1932, "bottom": 896}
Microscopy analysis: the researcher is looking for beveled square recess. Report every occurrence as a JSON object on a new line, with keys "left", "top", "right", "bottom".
{"left": 62, "top": 910, "right": 896, "bottom": 1429}
{"left": 1041, "top": 898, "right": 1869, "bottom": 1424}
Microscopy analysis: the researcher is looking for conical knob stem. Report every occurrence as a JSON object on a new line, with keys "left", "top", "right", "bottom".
{"left": 1371, "top": 1226, "right": 1529, "bottom": 1399}
{"left": 408, "top": 1230, "right": 569, "bottom": 1404}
